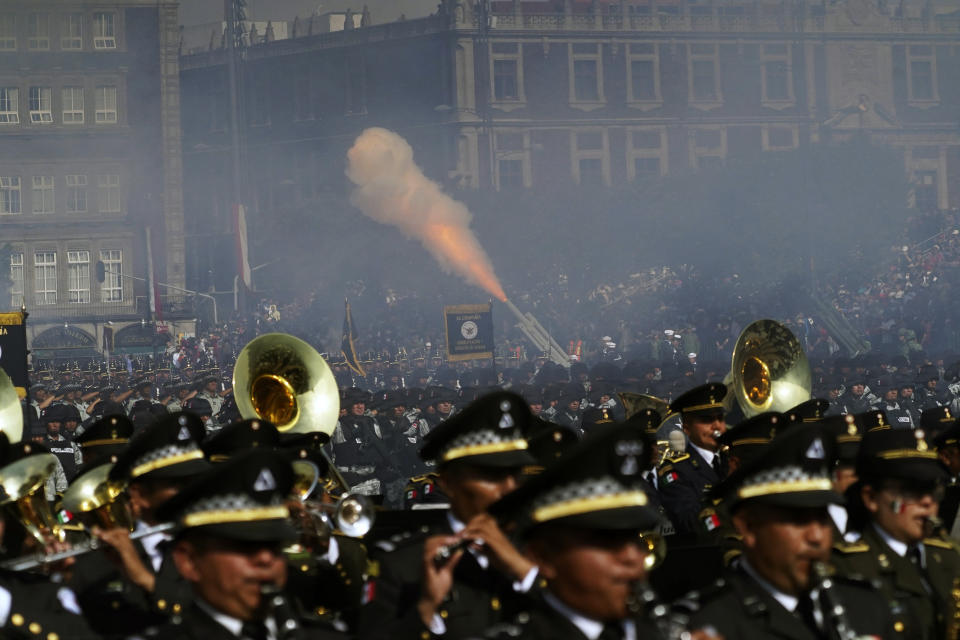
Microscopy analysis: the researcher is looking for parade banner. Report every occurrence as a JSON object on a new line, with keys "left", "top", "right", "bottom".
{"left": 444, "top": 304, "right": 494, "bottom": 362}
{"left": 0, "top": 311, "right": 28, "bottom": 395}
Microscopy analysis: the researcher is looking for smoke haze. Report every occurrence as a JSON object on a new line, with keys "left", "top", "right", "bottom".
{"left": 346, "top": 127, "right": 507, "bottom": 301}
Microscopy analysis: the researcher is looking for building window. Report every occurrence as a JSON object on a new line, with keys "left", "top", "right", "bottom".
{"left": 67, "top": 251, "right": 90, "bottom": 304}
{"left": 0, "top": 15, "right": 16, "bottom": 51}
{"left": 494, "top": 131, "right": 530, "bottom": 189}
{"left": 62, "top": 87, "right": 84, "bottom": 123}
{"left": 93, "top": 13, "right": 117, "bottom": 49}
{"left": 0, "top": 177, "right": 21, "bottom": 214}
{"left": 100, "top": 250, "right": 122, "bottom": 302}
{"left": 761, "top": 44, "right": 792, "bottom": 104}
{"left": 61, "top": 14, "right": 83, "bottom": 50}
{"left": 9, "top": 252, "right": 23, "bottom": 307}
{"left": 29, "top": 87, "right": 53, "bottom": 123}
{"left": 628, "top": 44, "right": 661, "bottom": 103}
{"left": 762, "top": 125, "right": 798, "bottom": 151}
{"left": 31, "top": 176, "right": 55, "bottom": 214}
{"left": 97, "top": 175, "right": 121, "bottom": 212}
{"left": 569, "top": 43, "right": 604, "bottom": 105}
{"left": 688, "top": 44, "right": 721, "bottom": 104}
{"left": 907, "top": 45, "right": 937, "bottom": 103}
{"left": 491, "top": 42, "right": 524, "bottom": 104}
{"left": 28, "top": 14, "right": 50, "bottom": 50}
{"left": 34, "top": 251, "right": 57, "bottom": 305}
{"left": 66, "top": 175, "right": 87, "bottom": 213}
{"left": 0, "top": 88, "right": 18, "bottom": 124}
{"left": 689, "top": 127, "right": 726, "bottom": 169}
{"left": 95, "top": 86, "right": 118, "bottom": 123}
{"left": 571, "top": 129, "right": 609, "bottom": 186}
{"left": 914, "top": 170, "right": 938, "bottom": 212}
{"left": 627, "top": 127, "right": 667, "bottom": 182}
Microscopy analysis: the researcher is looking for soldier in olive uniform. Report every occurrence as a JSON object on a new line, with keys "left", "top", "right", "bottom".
{"left": 70, "top": 411, "right": 211, "bottom": 637}
{"left": 831, "top": 427, "right": 960, "bottom": 640}
{"left": 358, "top": 391, "right": 538, "bottom": 640}
{"left": 476, "top": 420, "right": 676, "bottom": 640}
{"left": 687, "top": 426, "right": 899, "bottom": 640}
{"left": 0, "top": 433, "right": 100, "bottom": 639}
{"left": 144, "top": 450, "right": 345, "bottom": 639}
{"left": 657, "top": 384, "right": 728, "bottom": 536}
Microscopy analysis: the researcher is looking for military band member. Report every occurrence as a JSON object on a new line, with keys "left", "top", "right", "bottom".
{"left": 688, "top": 426, "right": 899, "bottom": 639}
{"left": 933, "top": 420, "right": 960, "bottom": 536}
{"left": 832, "top": 427, "right": 960, "bottom": 640}
{"left": 658, "top": 383, "right": 728, "bottom": 536}
{"left": 478, "top": 421, "right": 670, "bottom": 640}
{"left": 358, "top": 391, "right": 537, "bottom": 640}
{"left": 196, "top": 375, "right": 227, "bottom": 418}
{"left": 69, "top": 412, "right": 210, "bottom": 637}
{"left": 146, "top": 449, "right": 345, "bottom": 639}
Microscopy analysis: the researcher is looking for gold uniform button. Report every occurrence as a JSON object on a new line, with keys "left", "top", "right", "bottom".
{"left": 894, "top": 621, "right": 905, "bottom": 632}
{"left": 48, "top": 634, "right": 59, "bottom": 640}
{"left": 440, "top": 609, "right": 449, "bottom": 619}
{"left": 111, "top": 600, "right": 120, "bottom": 610}
{"left": 11, "top": 614, "right": 24, "bottom": 626}
{"left": 420, "top": 633, "right": 430, "bottom": 640}
{"left": 172, "top": 604, "right": 182, "bottom": 614}
{"left": 301, "top": 564, "right": 309, "bottom": 572}
{"left": 157, "top": 599, "right": 167, "bottom": 610}
{"left": 29, "top": 622, "right": 42, "bottom": 634}
{"left": 490, "top": 597, "right": 501, "bottom": 611}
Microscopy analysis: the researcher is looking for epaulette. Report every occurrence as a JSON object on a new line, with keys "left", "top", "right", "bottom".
{"left": 833, "top": 541, "right": 870, "bottom": 554}
{"left": 923, "top": 537, "right": 956, "bottom": 550}
{"left": 742, "top": 595, "right": 768, "bottom": 617}
{"left": 677, "top": 577, "right": 727, "bottom": 610}
{"left": 723, "top": 549, "right": 742, "bottom": 566}
{"left": 661, "top": 452, "right": 690, "bottom": 465}
{"left": 832, "top": 572, "right": 883, "bottom": 591}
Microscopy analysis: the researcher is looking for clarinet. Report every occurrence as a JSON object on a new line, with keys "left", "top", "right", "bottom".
{"left": 260, "top": 584, "right": 303, "bottom": 640}
{"left": 810, "top": 561, "right": 858, "bottom": 640}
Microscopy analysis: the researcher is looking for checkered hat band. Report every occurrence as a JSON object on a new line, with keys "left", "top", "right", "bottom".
{"left": 738, "top": 465, "right": 831, "bottom": 499}
{"left": 181, "top": 492, "right": 288, "bottom": 527}
{"left": 440, "top": 428, "right": 526, "bottom": 462}
{"left": 131, "top": 444, "right": 203, "bottom": 478}
{"left": 531, "top": 476, "right": 647, "bottom": 522}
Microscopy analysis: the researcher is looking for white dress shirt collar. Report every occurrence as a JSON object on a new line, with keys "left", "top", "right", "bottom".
{"left": 689, "top": 442, "right": 716, "bottom": 468}
{"left": 542, "top": 591, "right": 636, "bottom": 640}
{"left": 195, "top": 599, "right": 278, "bottom": 639}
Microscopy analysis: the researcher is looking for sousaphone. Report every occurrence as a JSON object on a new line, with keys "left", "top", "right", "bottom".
{"left": 727, "top": 319, "right": 812, "bottom": 418}
{"left": 0, "top": 369, "right": 23, "bottom": 443}
{"left": 233, "top": 333, "right": 340, "bottom": 436}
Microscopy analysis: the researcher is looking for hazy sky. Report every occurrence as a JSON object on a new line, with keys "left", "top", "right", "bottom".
{"left": 179, "top": 0, "right": 438, "bottom": 26}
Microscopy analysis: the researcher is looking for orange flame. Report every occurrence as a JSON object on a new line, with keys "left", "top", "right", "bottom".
{"left": 347, "top": 128, "right": 507, "bottom": 301}
{"left": 423, "top": 222, "right": 507, "bottom": 301}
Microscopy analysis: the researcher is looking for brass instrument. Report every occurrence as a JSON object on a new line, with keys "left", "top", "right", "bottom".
{"left": 0, "top": 368, "right": 23, "bottom": 442}
{"left": 60, "top": 463, "right": 134, "bottom": 533}
{"left": 289, "top": 459, "right": 375, "bottom": 539}
{"left": 233, "top": 333, "right": 340, "bottom": 436}
{"left": 0, "top": 453, "right": 62, "bottom": 545}
{"left": 0, "top": 522, "right": 176, "bottom": 572}
{"left": 618, "top": 392, "right": 670, "bottom": 422}
{"left": 640, "top": 531, "right": 667, "bottom": 572}
{"left": 726, "top": 319, "right": 812, "bottom": 418}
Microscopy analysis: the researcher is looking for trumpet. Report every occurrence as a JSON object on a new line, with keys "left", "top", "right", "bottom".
{"left": 433, "top": 537, "right": 482, "bottom": 567}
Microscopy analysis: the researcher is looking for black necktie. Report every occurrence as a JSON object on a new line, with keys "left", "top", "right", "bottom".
{"left": 241, "top": 621, "right": 269, "bottom": 640}
{"left": 598, "top": 621, "right": 624, "bottom": 640}
{"left": 711, "top": 452, "right": 723, "bottom": 476}
{"left": 795, "top": 594, "right": 822, "bottom": 639}
{"left": 908, "top": 546, "right": 934, "bottom": 595}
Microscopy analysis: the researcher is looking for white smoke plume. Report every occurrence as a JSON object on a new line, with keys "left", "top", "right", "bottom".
{"left": 346, "top": 127, "right": 506, "bottom": 301}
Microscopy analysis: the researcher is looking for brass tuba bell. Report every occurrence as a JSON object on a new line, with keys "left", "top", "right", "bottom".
{"left": 233, "top": 333, "right": 341, "bottom": 436}
{"left": 617, "top": 392, "right": 670, "bottom": 422}
{"left": 0, "top": 369, "right": 23, "bottom": 443}
{"left": 727, "top": 319, "right": 812, "bottom": 418}
{"left": 0, "top": 453, "right": 63, "bottom": 545}
{"left": 60, "top": 463, "right": 135, "bottom": 533}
